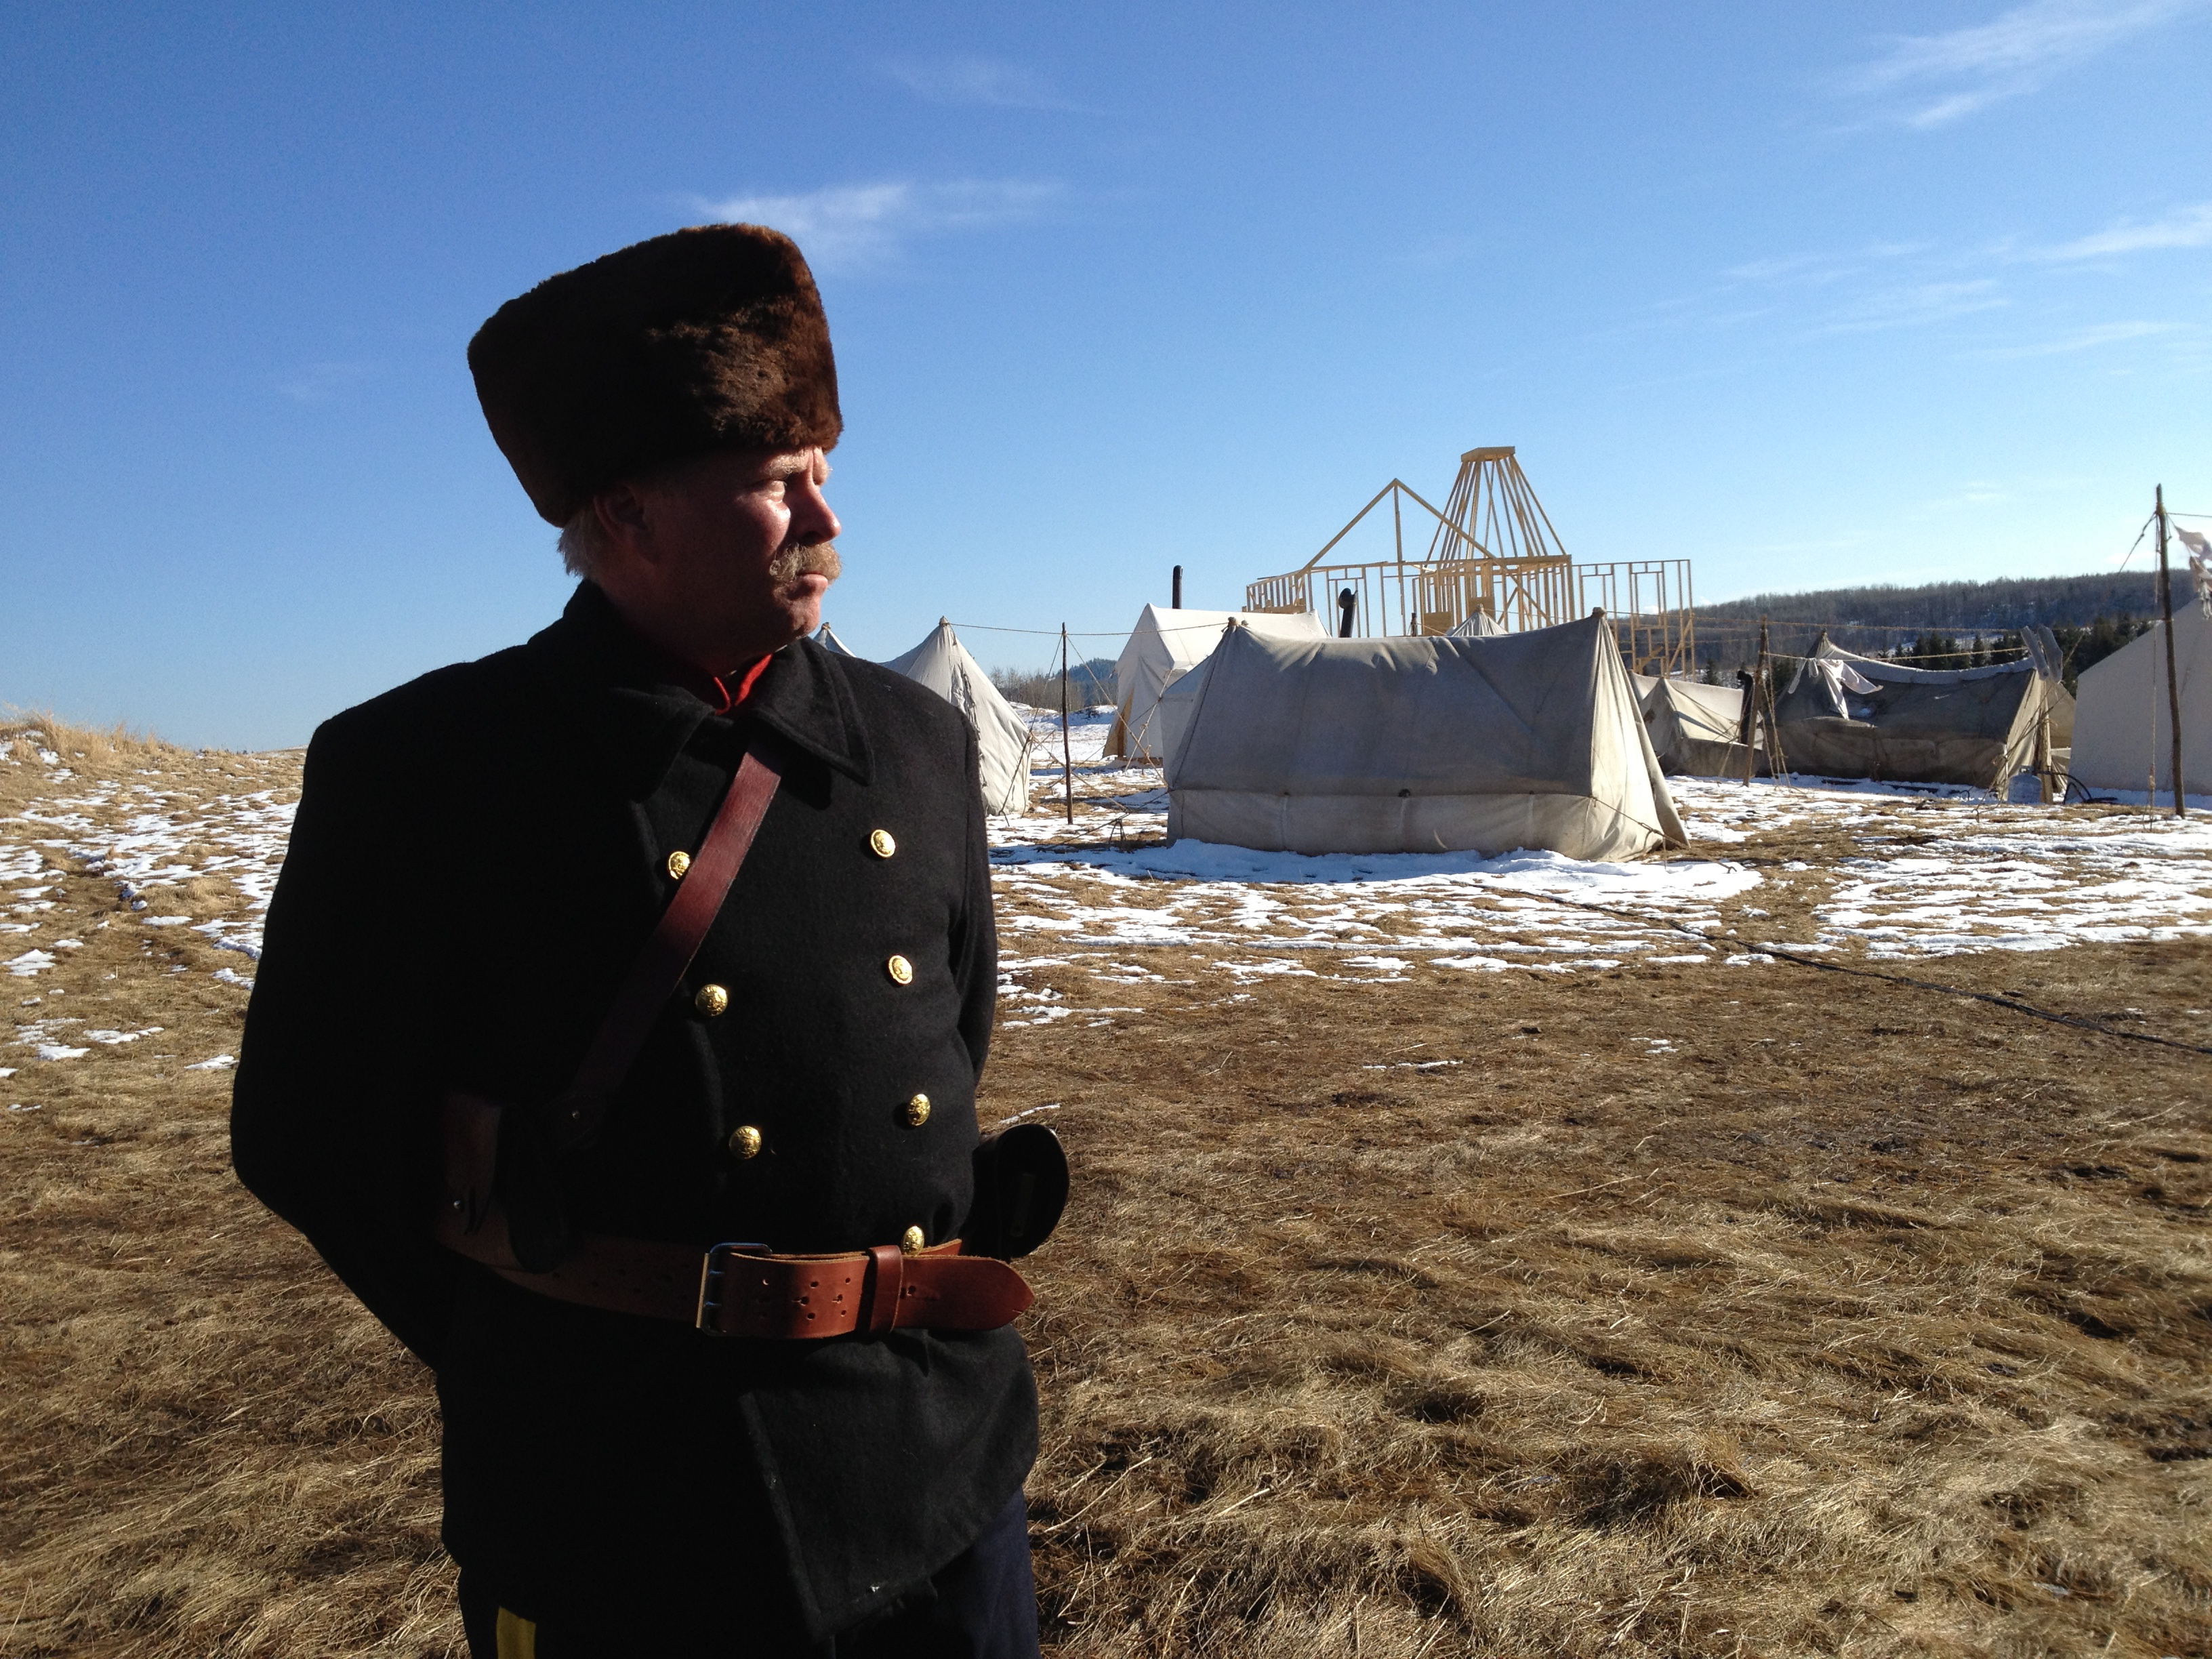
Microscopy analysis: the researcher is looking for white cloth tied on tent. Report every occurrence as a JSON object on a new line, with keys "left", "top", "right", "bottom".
{"left": 1108, "top": 605, "right": 1329, "bottom": 760}
{"left": 1164, "top": 614, "right": 1687, "bottom": 861}
{"left": 882, "top": 619, "right": 1033, "bottom": 815}
{"left": 2177, "top": 526, "right": 2212, "bottom": 618}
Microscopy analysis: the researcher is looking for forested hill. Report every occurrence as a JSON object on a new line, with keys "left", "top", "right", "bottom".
{"left": 1702, "top": 572, "right": 2158, "bottom": 633}
{"left": 1689, "top": 571, "right": 2169, "bottom": 679}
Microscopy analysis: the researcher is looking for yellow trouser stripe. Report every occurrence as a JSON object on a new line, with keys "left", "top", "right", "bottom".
{"left": 495, "top": 1607, "right": 537, "bottom": 1659}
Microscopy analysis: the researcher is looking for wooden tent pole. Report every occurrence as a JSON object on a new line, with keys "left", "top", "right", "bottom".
{"left": 1739, "top": 619, "right": 1767, "bottom": 786}
{"left": 1761, "top": 642, "right": 1789, "bottom": 781}
{"left": 1059, "top": 625, "right": 1075, "bottom": 825}
{"left": 2155, "top": 486, "right": 2186, "bottom": 817}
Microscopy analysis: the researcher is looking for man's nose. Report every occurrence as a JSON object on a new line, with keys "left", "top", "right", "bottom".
{"left": 791, "top": 476, "right": 842, "bottom": 546}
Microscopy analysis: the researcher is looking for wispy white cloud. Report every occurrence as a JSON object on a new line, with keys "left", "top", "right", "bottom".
{"left": 1973, "top": 319, "right": 2180, "bottom": 356}
{"left": 1839, "top": 0, "right": 2207, "bottom": 128}
{"left": 1814, "top": 279, "right": 2008, "bottom": 334}
{"left": 1721, "top": 243, "right": 1927, "bottom": 287}
{"left": 2034, "top": 202, "right": 2212, "bottom": 260}
{"left": 883, "top": 57, "right": 1080, "bottom": 111}
{"left": 694, "top": 180, "right": 1060, "bottom": 274}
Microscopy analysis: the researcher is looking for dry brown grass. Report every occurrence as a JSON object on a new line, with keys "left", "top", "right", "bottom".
{"left": 2, "top": 711, "right": 192, "bottom": 772}
{"left": 1, "top": 726, "right": 2207, "bottom": 1656}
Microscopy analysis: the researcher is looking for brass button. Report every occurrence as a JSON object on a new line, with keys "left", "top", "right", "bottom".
{"left": 886, "top": 954, "right": 914, "bottom": 986}
{"left": 869, "top": 829, "right": 897, "bottom": 859}
{"left": 666, "top": 849, "right": 692, "bottom": 880}
{"left": 902, "top": 1092, "right": 931, "bottom": 1128}
{"left": 900, "top": 1225, "right": 926, "bottom": 1254}
{"left": 695, "top": 983, "right": 730, "bottom": 1017}
{"left": 729, "top": 1124, "right": 762, "bottom": 1160}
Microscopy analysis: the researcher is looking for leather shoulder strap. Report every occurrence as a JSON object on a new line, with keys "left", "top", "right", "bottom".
{"left": 548, "top": 739, "right": 783, "bottom": 1151}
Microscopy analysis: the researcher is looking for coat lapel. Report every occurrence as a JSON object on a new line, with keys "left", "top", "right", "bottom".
{"left": 521, "top": 583, "right": 873, "bottom": 800}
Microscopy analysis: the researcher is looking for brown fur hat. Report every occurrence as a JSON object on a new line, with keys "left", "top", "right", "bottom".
{"left": 468, "top": 224, "right": 842, "bottom": 525}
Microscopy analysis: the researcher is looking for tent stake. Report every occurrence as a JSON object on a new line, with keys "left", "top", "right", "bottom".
{"left": 2154, "top": 486, "right": 2187, "bottom": 817}
{"left": 1060, "top": 624, "right": 1075, "bottom": 825}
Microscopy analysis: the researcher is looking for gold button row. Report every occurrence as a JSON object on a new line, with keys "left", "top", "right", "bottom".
{"left": 678, "top": 827, "right": 897, "bottom": 882}
{"left": 701, "top": 962, "right": 909, "bottom": 997}
{"left": 726, "top": 1092, "right": 932, "bottom": 1164}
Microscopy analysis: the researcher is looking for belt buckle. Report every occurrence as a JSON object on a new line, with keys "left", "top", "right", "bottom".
{"left": 696, "top": 1240, "right": 771, "bottom": 1333}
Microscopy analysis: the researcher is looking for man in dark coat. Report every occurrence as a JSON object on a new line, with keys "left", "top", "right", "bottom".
{"left": 231, "top": 225, "right": 1042, "bottom": 1656}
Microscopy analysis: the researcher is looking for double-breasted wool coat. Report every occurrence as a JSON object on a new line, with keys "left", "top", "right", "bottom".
{"left": 230, "top": 583, "right": 1036, "bottom": 1642}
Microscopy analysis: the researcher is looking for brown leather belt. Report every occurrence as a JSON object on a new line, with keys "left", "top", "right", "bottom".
{"left": 438, "top": 1202, "right": 1032, "bottom": 1338}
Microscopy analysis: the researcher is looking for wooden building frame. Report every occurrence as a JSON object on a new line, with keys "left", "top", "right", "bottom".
{"left": 1244, "top": 447, "right": 1696, "bottom": 676}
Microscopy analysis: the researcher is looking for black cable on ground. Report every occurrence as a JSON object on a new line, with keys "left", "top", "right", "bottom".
{"left": 1507, "top": 886, "right": 2212, "bottom": 1061}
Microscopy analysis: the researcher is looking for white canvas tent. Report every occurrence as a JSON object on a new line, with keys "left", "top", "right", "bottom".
{"left": 1108, "top": 605, "right": 1329, "bottom": 761}
{"left": 813, "top": 623, "right": 857, "bottom": 657}
{"left": 1446, "top": 610, "right": 1505, "bottom": 638}
{"left": 1633, "top": 674, "right": 1757, "bottom": 777}
{"left": 882, "top": 619, "right": 1033, "bottom": 815}
{"left": 2070, "top": 605, "right": 2211, "bottom": 796}
{"left": 1771, "top": 637, "right": 2072, "bottom": 791}
{"left": 1164, "top": 614, "right": 1687, "bottom": 860}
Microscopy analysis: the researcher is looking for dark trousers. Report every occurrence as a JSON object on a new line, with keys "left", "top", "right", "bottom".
{"left": 459, "top": 1491, "right": 1040, "bottom": 1658}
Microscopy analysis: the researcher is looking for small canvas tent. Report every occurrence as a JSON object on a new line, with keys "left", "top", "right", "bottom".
{"left": 1447, "top": 610, "right": 1505, "bottom": 638}
{"left": 1770, "top": 637, "right": 2072, "bottom": 791}
{"left": 813, "top": 623, "right": 857, "bottom": 657}
{"left": 883, "top": 619, "right": 1033, "bottom": 815}
{"left": 1634, "top": 674, "right": 1758, "bottom": 777}
{"left": 1108, "top": 605, "right": 1329, "bottom": 761}
{"left": 1164, "top": 614, "right": 1687, "bottom": 860}
{"left": 2070, "top": 604, "right": 2211, "bottom": 796}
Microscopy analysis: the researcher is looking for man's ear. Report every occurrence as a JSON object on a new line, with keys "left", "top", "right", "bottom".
{"left": 594, "top": 484, "right": 654, "bottom": 563}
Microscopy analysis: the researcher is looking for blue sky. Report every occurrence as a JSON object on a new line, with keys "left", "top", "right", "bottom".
{"left": 3, "top": 1, "right": 2208, "bottom": 747}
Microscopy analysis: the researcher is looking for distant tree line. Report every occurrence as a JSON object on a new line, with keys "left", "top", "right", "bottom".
{"left": 990, "top": 657, "right": 1118, "bottom": 710}
{"left": 1689, "top": 571, "right": 2165, "bottom": 692}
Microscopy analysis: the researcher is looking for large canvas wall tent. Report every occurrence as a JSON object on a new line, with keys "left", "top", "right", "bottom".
{"left": 881, "top": 619, "right": 1035, "bottom": 815}
{"left": 1162, "top": 615, "right": 1687, "bottom": 861}
{"left": 1635, "top": 675, "right": 1759, "bottom": 777}
{"left": 1769, "top": 635, "right": 2072, "bottom": 792}
{"left": 1107, "top": 604, "right": 1328, "bottom": 761}
{"left": 2070, "top": 600, "right": 2210, "bottom": 798}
